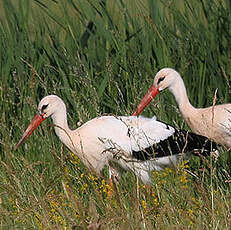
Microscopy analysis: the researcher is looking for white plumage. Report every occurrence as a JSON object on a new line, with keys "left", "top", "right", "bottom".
{"left": 133, "top": 68, "right": 231, "bottom": 149}
{"left": 16, "top": 95, "right": 217, "bottom": 184}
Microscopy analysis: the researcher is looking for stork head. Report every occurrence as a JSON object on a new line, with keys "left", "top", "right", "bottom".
{"left": 37, "top": 95, "right": 63, "bottom": 119}
{"left": 16, "top": 95, "right": 63, "bottom": 149}
{"left": 132, "top": 68, "right": 181, "bottom": 116}
{"left": 153, "top": 68, "right": 180, "bottom": 92}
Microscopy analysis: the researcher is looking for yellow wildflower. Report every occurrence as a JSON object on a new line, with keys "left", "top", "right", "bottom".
{"left": 141, "top": 200, "right": 147, "bottom": 210}
{"left": 188, "top": 209, "right": 193, "bottom": 216}
{"left": 165, "top": 168, "right": 173, "bottom": 173}
{"left": 81, "top": 183, "right": 88, "bottom": 192}
{"left": 153, "top": 198, "right": 159, "bottom": 206}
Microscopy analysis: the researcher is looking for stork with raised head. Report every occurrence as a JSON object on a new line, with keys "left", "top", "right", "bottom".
{"left": 133, "top": 68, "right": 231, "bottom": 149}
{"left": 16, "top": 95, "right": 217, "bottom": 184}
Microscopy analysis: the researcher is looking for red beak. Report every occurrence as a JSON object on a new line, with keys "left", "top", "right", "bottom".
{"left": 132, "top": 85, "right": 159, "bottom": 116}
{"left": 16, "top": 113, "right": 46, "bottom": 149}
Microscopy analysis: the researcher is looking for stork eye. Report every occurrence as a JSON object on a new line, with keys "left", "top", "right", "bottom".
{"left": 41, "top": 104, "right": 48, "bottom": 112}
{"left": 157, "top": 76, "right": 165, "bottom": 84}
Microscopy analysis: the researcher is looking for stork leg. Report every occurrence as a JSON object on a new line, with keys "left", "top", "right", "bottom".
{"left": 108, "top": 166, "right": 120, "bottom": 196}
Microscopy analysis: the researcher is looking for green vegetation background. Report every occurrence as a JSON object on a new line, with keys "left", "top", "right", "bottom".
{"left": 0, "top": 0, "right": 231, "bottom": 229}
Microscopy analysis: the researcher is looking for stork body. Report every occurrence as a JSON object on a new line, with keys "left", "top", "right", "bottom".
{"left": 16, "top": 95, "right": 217, "bottom": 184}
{"left": 133, "top": 68, "right": 231, "bottom": 149}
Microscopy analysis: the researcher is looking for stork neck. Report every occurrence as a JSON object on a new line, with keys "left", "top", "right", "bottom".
{"left": 169, "top": 77, "right": 195, "bottom": 113}
{"left": 51, "top": 108, "right": 73, "bottom": 149}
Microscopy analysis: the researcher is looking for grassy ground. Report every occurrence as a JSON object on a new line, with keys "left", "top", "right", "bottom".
{"left": 1, "top": 0, "right": 231, "bottom": 229}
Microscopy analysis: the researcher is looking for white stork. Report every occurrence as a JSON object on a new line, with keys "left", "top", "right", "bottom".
{"left": 133, "top": 68, "right": 231, "bottom": 149}
{"left": 16, "top": 95, "right": 217, "bottom": 184}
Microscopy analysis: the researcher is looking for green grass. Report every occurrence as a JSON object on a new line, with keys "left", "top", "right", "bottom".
{"left": 1, "top": 0, "right": 231, "bottom": 229}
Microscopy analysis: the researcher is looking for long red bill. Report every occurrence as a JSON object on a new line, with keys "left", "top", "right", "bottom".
{"left": 16, "top": 113, "right": 45, "bottom": 149}
{"left": 132, "top": 85, "right": 159, "bottom": 116}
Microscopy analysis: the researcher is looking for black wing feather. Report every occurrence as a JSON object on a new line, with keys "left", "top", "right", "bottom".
{"left": 132, "top": 129, "right": 217, "bottom": 161}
